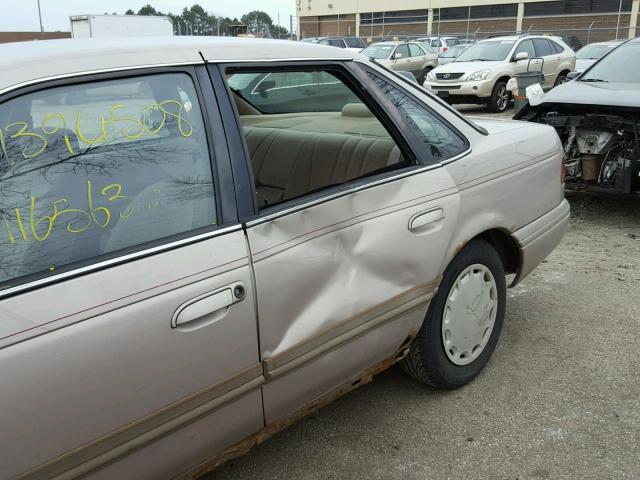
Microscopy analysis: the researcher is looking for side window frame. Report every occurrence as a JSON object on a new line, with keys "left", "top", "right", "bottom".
{"left": 212, "top": 60, "right": 427, "bottom": 221}
{"left": 513, "top": 39, "right": 536, "bottom": 60}
{"left": 0, "top": 65, "right": 237, "bottom": 296}
{"left": 347, "top": 62, "right": 470, "bottom": 165}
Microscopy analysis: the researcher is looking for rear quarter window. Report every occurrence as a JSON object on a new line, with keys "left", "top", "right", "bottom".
{"left": 0, "top": 73, "right": 217, "bottom": 287}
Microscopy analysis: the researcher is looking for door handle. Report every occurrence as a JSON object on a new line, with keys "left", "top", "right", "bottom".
{"left": 172, "top": 281, "right": 246, "bottom": 330}
{"left": 409, "top": 208, "right": 444, "bottom": 231}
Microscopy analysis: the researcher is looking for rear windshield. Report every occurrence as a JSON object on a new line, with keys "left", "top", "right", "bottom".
{"left": 455, "top": 40, "right": 514, "bottom": 62}
{"left": 361, "top": 45, "right": 394, "bottom": 59}
{"left": 580, "top": 42, "right": 639, "bottom": 82}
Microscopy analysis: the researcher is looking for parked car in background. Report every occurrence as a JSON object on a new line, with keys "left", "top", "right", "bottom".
{"left": 424, "top": 34, "right": 576, "bottom": 112}
{"left": 300, "top": 37, "right": 320, "bottom": 43}
{"left": 0, "top": 36, "right": 569, "bottom": 480}
{"left": 317, "top": 36, "right": 367, "bottom": 52}
{"left": 515, "top": 37, "right": 640, "bottom": 196}
{"left": 417, "top": 36, "right": 461, "bottom": 54}
{"left": 438, "top": 44, "right": 473, "bottom": 65}
{"left": 574, "top": 40, "right": 623, "bottom": 73}
{"left": 361, "top": 41, "right": 438, "bottom": 83}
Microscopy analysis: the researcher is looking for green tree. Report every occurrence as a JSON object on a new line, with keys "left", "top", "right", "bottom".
{"left": 125, "top": 9, "right": 134, "bottom": 15}
{"left": 138, "top": 4, "right": 163, "bottom": 16}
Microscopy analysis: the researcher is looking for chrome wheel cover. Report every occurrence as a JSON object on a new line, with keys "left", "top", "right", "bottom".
{"left": 496, "top": 85, "right": 509, "bottom": 111}
{"left": 441, "top": 264, "right": 498, "bottom": 366}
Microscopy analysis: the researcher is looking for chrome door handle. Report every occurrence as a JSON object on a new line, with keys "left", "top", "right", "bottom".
{"left": 172, "top": 282, "right": 245, "bottom": 329}
{"left": 409, "top": 208, "right": 444, "bottom": 231}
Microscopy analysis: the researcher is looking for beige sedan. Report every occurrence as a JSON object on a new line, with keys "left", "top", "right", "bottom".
{"left": 0, "top": 37, "right": 568, "bottom": 479}
{"left": 361, "top": 41, "right": 438, "bottom": 83}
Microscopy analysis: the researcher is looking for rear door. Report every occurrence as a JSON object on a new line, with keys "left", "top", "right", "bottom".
{"left": 214, "top": 61, "right": 466, "bottom": 425}
{"left": 0, "top": 67, "right": 263, "bottom": 479}
{"left": 409, "top": 43, "right": 426, "bottom": 74}
{"left": 394, "top": 44, "right": 412, "bottom": 71}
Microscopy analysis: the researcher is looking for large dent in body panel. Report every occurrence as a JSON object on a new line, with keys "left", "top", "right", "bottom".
{"left": 247, "top": 171, "right": 459, "bottom": 361}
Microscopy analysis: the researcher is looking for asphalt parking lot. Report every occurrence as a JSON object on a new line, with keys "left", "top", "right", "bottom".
{"left": 206, "top": 106, "right": 640, "bottom": 480}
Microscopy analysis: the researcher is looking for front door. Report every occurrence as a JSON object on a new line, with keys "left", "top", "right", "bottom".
{"left": 0, "top": 68, "right": 263, "bottom": 479}
{"left": 218, "top": 61, "right": 467, "bottom": 424}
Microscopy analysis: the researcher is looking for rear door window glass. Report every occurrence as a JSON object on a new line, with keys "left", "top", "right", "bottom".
{"left": 533, "top": 39, "right": 554, "bottom": 57}
{"left": 395, "top": 44, "right": 410, "bottom": 59}
{"left": 409, "top": 44, "right": 423, "bottom": 57}
{"left": 226, "top": 68, "right": 412, "bottom": 210}
{"left": 0, "top": 73, "right": 216, "bottom": 286}
{"left": 550, "top": 41, "right": 565, "bottom": 53}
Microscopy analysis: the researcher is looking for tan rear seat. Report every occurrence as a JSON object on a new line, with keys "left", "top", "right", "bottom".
{"left": 244, "top": 126, "right": 403, "bottom": 207}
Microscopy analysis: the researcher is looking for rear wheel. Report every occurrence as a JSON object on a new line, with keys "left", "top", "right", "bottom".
{"left": 417, "top": 67, "right": 432, "bottom": 85}
{"left": 554, "top": 71, "right": 568, "bottom": 87}
{"left": 487, "top": 80, "right": 510, "bottom": 113}
{"left": 400, "top": 239, "right": 506, "bottom": 389}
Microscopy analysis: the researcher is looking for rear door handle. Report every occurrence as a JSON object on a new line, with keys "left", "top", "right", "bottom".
{"left": 172, "top": 282, "right": 246, "bottom": 330}
{"left": 409, "top": 208, "right": 444, "bottom": 231}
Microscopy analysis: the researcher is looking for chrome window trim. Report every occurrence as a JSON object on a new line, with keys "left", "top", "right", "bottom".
{"left": 206, "top": 57, "right": 353, "bottom": 64}
{"left": 0, "top": 61, "right": 205, "bottom": 96}
{"left": 245, "top": 147, "right": 470, "bottom": 228}
{"left": 0, "top": 58, "right": 353, "bottom": 97}
{"left": 0, "top": 224, "right": 243, "bottom": 300}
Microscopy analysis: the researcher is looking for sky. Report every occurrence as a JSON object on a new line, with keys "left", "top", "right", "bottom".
{"left": 1, "top": 0, "right": 296, "bottom": 32}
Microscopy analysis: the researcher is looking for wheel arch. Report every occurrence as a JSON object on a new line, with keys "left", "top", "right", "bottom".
{"left": 477, "top": 228, "right": 520, "bottom": 276}
{"left": 446, "top": 228, "right": 520, "bottom": 280}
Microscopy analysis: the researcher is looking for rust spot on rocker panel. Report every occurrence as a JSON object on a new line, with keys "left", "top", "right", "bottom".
{"left": 177, "top": 336, "right": 416, "bottom": 480}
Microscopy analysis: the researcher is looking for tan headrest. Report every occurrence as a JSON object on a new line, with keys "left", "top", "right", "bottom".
{"left": 341, "top": 103, "right": 373, "bottom": 118}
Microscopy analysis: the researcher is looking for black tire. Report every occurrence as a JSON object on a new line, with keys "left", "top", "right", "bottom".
{"left": 487, "top": 80, "right": 510, "bottom": 113}
{"left": 400, "top": 239, "right": 506, "bottom": 389}
{"left": 417, "top": 67, "right": 432, "bottom": 85}
{"left": 554, "top": 71, "right": 568, "bottom": 87}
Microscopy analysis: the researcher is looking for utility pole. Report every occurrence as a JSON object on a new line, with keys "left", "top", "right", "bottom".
{"left": 615, "top": 0, "right": 623, "bottom": 39}
{"left": 277, "top": 12, "right": 280, "bottom": 39}
{"left": 290, "top": 14, "right": 294, "bottom": 39}
{"left": 37, "top": 0, "right": 44, "bottom": 33}
{"left": 216, "top": 17, "right": 220, "bottom": 36}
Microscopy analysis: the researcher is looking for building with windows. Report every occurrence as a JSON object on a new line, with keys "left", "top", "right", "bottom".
{"left": 297, "top": 0, "right": 640, "bottom": 45}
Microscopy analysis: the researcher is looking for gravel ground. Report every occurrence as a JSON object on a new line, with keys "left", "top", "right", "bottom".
{"left": 204, "top": 108, "right": 640, "bottom": 480}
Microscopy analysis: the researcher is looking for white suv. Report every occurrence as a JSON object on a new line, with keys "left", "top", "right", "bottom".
{"left": 424, "top": 35, "right": 576, "bottom": 112}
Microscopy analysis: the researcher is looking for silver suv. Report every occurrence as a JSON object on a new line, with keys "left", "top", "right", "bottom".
{"left": 424, "top": 35, "right": 576, "bottom": 112}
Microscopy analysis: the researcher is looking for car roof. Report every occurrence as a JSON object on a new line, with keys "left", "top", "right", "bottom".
{"left": 584, "top": 40, "right": 624, "bottom": 46}
{"left": 0, "top": 36, "right": 355, "bottom": 94}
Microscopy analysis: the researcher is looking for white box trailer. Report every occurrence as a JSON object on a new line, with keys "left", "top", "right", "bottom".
{"left": 70, "top": 15, "right": 173, "bottom": 38}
